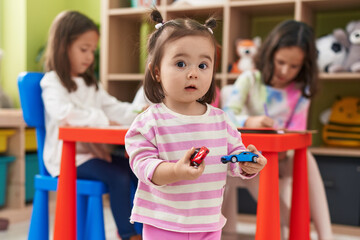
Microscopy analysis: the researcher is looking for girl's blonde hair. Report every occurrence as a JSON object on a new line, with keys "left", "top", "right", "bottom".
{"left": 45, "top": 11, "right": 99, "bottom": 92}
{"left": 144, "top": 9, "right": 218, "bottom": 104}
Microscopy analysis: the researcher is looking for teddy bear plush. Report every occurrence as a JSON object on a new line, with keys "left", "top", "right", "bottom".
{"left": 331, "top": 20, "right": 360, "bottom": 72}
{"left": 323, "top": 96, "right": 360, "bottom": 147}
{"left": 230, "top": 37, "right": 261, "bottom": 74}
{"left": 316, "top": 34, "right": 347, "bottom": 72}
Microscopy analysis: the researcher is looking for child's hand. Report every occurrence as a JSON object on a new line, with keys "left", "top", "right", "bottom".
{"left": 244, "top": 115, "right": 274, "bottom": 128}
{"left": 239, "top": 144, "right": 267, "bottom": 175}
{"left": 151, "top": 147, "right": 205, "bottom": 185}
{"left": 174, "top": 147, "right": 205, "bottom": 181}
{"left": 109, "top": 120, "right": 121, "bottom": 126}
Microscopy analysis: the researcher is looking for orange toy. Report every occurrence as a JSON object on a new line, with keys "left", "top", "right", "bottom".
{"left": 230, "top": 37, "right": 261, "bottom": 74}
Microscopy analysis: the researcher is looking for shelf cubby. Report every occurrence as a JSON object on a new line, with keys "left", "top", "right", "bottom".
{"left": 101, "top": 0, "right": 360, "bottom": 155}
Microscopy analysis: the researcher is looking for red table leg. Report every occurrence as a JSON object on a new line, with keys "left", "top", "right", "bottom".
{"left": 290, "top": 148, "right": 310, "bottom": 240}
{"left": 54, "top": 141, "right": 76, "bottom": 240}
{"left": 256, "top": 152, "right": 280, "bottom": 240}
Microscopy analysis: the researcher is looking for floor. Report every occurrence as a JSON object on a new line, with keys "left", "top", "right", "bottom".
{"left": 1, "top": 205, "right": 360, "bottom": 240}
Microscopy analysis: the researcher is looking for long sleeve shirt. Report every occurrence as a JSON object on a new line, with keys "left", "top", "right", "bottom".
{"left": 125, "top": 103, "right": 253, "bottom": 233}
{"left": 223, "top": 70, "right": 310, "bottom": 130}
{"left": 41, "top": 71, "right": 143, "bottom": 176}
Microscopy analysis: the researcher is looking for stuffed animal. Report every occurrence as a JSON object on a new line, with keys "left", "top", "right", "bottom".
{"left": 323, "top": 96, "right": 360, "bottom": 147}
{"left": 331, "top": 20, "right": 360, "bottom": 72}
{"left": 316, "top": 34, "right": 347, "bottom": 72}
{"left": 230, "top": 37, "right": 261, "bottom": 74}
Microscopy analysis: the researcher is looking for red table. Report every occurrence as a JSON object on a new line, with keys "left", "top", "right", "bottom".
{"left": 53, "top": 127, "right": 311, "bottom": 240}
{"left": 53, "top": 126, "right": 128, "bottom": 240}
{"left": 241, "top": 132, "right": 312, "bottom": 240}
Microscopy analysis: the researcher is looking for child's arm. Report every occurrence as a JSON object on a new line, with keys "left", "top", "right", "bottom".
{"left": 244, "top": 115, "right": 274, "bottom": 128}
{"left": 98, "top": 85, "right": 146, "bottom": 126}
{"left": 222, "top": 72, "right": 252, "bottom": 127}
{"left": 223, "top": 71, "right": 263, "bottom": 127}
{"left": 41, "top": 74, "right": 109, "bottom": 126}
{"left": 151, "top": 147, "right": 205, "bottom": 186}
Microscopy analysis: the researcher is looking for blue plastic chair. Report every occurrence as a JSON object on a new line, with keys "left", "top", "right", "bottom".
{"left": 18, "top": 72, "right": 108, "bottom": 240}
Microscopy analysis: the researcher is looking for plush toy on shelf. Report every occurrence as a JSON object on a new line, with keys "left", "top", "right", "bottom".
{"left": 316, "top": 33, "right": 347, "bottom": 73}
{"left": 230, "top": 37, "right": 261, "bottom": 74}
{"left": 322, "top": 96, "right": 360, "bottom": 147}
{"left": 331, "top": 20, "right": 360, "bottom": 72}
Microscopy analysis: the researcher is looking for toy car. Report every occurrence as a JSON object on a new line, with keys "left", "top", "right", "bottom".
{"left": 190, "top": 146, "right": 209, "bottom": 167}
{"left": 221, "top": 151, "right": 258, "bottom": 164}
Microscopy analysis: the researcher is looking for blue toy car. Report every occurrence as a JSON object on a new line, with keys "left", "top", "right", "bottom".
{"left": 221, "top": 151, "right": 258, "bottom": 164}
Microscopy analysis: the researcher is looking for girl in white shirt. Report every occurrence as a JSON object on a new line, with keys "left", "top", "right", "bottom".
{"left": 41, "top": 11, "right": 143, "bottom": 240}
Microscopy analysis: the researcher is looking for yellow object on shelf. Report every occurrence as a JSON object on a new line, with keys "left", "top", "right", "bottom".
{"left": 0, "top": 129, "right": 15, "bottom": 153}
{"left": 323, "top": 97, "right": 360, "bottom": 147}
{"left": 25, "top": 128, "right": 37, "bottom": 151}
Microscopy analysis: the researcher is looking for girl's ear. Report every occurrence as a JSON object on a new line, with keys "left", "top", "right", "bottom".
{"left": 154, "top": 67, "right": 160, "bottom": 82}
{"left": 149, "top": 62, "right": 161, "bottom": 82}
{"left": 148, "top": 62, "right": 160, "bottom": 82}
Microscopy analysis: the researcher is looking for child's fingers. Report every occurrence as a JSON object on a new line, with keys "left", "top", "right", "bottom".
{"left": 246, "top": 144, "right": 258, "bottom": 153}
{"left": 197, "top": 159, "right": 206, "bottom": 171}
{"left": 262, "top": 116, "right": 274, "bottom": 127}
{"left": 246, "top": 144, "right": 266, "bottom": 164}
{"left": 240, "top": 162, "right": 262, "bottom": 175}
{"left": 240, "top": 154, "right": 267, "bottom": 174}
{"left": 256, "top": 155, "right": 267, "bottom": 167}
{"left": 184, "top": 147, "right": 196, "bottom": 163}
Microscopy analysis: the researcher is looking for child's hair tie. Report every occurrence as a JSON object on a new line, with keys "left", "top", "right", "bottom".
{"left": 207, "top": 28, "right": 213, "bottom": 34}
{"left": 155, "top": 22, "right": 164, "bottom": 29}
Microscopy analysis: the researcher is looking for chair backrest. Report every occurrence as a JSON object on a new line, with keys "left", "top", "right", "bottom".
{"left": 18, "top": 72, "right": 50, "bottom": 176}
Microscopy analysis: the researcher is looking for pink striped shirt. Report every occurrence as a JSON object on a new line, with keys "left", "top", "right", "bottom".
{"left": 125, "top": 103, "right": 251, "bottom": 232}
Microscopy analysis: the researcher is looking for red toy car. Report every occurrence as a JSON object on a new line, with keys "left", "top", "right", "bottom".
{"left": 190, "top": 146, "right": 210, "bottom": 167}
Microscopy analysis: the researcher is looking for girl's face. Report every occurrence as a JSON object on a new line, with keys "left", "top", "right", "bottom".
{"left": 68, "top": 30, "right": 99, "bottom": 77}
{"left": 156, "top": 35, "right": 215, "bottom": 113}
{"left": 271, "top": 46, "right": 304, "bottom": 88}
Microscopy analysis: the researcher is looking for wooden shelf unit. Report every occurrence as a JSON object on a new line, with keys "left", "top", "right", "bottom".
{"left": 310, "top": 146, "right": 360, "bottom": 158}
{"left": 0, "top": 109, "right": 26, "bottom": 212}
{"left": 101, "top": 0, "right": 360, "bottom": 156}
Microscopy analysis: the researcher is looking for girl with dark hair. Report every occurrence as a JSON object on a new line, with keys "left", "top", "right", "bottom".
{"left": 125, "top": 9, "right": 266, "bottom": 240}
{"left": 41, "top": 11, "right": 143, "bottom": 240}
{"left": 222, "top": 20, "right": 333, "bottom": 240}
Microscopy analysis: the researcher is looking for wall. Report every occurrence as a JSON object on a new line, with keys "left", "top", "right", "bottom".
{"left": 0, "top": 0, "right": 100, "bottom": 107}
{"left": 1, "top": 0, "right": 26, "bottom": 108}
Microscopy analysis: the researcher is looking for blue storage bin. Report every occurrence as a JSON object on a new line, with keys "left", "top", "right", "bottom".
{"left": 25, "top": 153, "right": 39, "bottom": 202}
{"left": 0, "top": 155, "right": 15, "bottom": 207}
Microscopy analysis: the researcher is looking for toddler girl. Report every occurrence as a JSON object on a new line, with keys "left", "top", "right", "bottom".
{"left": 125, "top": 9, "right": 267, "bottom": 240}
